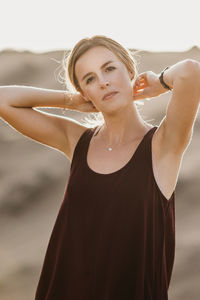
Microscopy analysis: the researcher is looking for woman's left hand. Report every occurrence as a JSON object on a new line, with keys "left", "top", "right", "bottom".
{"left": 132, "top": 71, "right": 169, "bottom": 101}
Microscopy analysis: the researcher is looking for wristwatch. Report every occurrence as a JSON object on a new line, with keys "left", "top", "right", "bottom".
{"left": 159, "top": 66, "right": 172, "bottom": 90}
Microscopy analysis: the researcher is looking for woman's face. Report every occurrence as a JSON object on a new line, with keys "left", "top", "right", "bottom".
{"left": 75, "top": 46, "right": 134, "bottom": 113}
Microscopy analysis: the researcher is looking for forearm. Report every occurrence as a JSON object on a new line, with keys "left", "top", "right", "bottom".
{"left": 0, "top": 85, "right": 74, "bottom": 109}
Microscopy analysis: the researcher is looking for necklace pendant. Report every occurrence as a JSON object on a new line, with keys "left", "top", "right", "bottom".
{"left": 108, "top": 147, "right": 113, "bottom": 151}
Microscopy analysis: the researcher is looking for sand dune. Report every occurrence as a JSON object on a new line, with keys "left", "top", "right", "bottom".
{"left": 0, "top": 46, "right": 200, "bottom": 300}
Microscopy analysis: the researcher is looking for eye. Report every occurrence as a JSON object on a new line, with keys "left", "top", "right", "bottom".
{"left": 105, "top": 66, "right": 116, "bottom": 72}
{"left": 86, "top": 76, "right": 94, "bottom": 84}
{"left": 85, "top": 66, "right": 116, "bottom": 85}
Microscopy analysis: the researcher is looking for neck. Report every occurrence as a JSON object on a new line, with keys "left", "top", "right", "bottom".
{"left": 99, "top": 104, "right": 150, "bottom": 146}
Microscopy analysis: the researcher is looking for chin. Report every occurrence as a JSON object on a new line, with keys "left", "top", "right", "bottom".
{"left": 102, "top": 103, "right": 127, "bottom": 115}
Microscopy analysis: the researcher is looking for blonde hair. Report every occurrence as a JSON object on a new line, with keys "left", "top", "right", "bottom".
{"left": 62, "top": 35, "right": 141, "bottom": 127}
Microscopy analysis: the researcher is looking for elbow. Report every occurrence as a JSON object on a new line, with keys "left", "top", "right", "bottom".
{"left": 185, "top": 59, "right": 200, "bottom": 100}
{"left": 179, "top": 59, "right": 200, "bottom": 94}
{"left": 183, "top": 59, "right": 200, "bottom": 77}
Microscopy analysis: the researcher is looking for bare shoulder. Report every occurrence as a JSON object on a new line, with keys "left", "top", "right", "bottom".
{"left": 63, "top": 119, "right": 92, "bottom": 162}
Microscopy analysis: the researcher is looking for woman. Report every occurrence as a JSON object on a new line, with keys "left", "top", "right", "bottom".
{"left": 0, "top": 35, "right": 200, "bottom": 299}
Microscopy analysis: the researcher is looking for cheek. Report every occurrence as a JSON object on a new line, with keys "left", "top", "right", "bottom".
{"left": 117, "top": 75, "right": 131, "bottom": 92}
{"left": 84, "top": 86, "right": 99, "bottom": 101}
{"left": 115, "top": 71, "right": 129, "bottom": 84}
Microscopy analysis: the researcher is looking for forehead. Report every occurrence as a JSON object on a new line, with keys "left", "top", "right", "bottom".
{"left": 75, "top": 46, "right": 121, "bottom": 80}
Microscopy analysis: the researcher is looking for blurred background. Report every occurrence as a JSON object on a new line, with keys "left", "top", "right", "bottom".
{"left": 0, "top": 0, "right": 200, "bottom": 299}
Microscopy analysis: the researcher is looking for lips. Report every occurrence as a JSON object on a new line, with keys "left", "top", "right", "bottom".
{"left": 103, "top": 91, "right": 118, "bottom": 100}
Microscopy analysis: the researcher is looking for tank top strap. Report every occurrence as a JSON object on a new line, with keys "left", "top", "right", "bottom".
{"left": 70, "top": 126, "right": 99, "bottom": 169}
{"left": 126, "top": 125, "right": 158, "bottom": 164}
{"left": 138, "top": 125, "right": 158, "bottom": 165}
{"left": 144, "top": 125, "right": 158, "bottom": 150}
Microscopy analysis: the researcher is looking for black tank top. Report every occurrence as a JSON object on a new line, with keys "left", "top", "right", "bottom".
{"left": 35, "top": 126, "right": 175, "bottom": 300}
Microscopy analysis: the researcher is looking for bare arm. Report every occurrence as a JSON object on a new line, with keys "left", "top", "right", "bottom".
{"left": 0, "top": 85, "right": 74, "bottom": 109}
{"left": 133, "top": 59, "right": 200, "bottom": 153}
{"left": 159, "top": 59, "right": 200, "bottom": 152}
{"left": 0, "top": 86, "right": 96, "bottom": 159}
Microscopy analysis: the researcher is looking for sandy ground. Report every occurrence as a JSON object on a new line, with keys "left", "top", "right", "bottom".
{"left": 0, "top": 46, "right": 200, "bottom": 299}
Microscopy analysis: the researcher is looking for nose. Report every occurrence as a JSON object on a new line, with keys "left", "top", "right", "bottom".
{"left": 100, "top": 81, "right": 110, "bottom": 89}
{"left": 98, "top": 76, "right": 110, "bottom": 88}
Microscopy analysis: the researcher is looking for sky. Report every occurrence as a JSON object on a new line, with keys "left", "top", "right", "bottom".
{"left": 0, "top": 0, "right": 199, "bottom": 53}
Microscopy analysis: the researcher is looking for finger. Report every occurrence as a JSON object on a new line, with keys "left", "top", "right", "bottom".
{"left": 134, "top": 78, "right": 148, "bottom": 89}
{"left": 133, "top": 89, "right": 148, "bottom": 100}
{"left": 138, "top": 77, "right": 148, "bottom": 85}
{"left": 133, "top": 83, "right": 147, "bottom": 93}
{"left": 135, "top": 82, "right": 147, "bottom": 89}
{"left": 135, "top": 75, "right": 148, "bottom": 86}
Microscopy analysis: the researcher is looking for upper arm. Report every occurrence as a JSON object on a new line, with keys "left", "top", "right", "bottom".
{"left": 161, "top": 59, "right": 200, "bottom": 154}
{"left": 0, "top": 103, "right": 88, "bottom": 159}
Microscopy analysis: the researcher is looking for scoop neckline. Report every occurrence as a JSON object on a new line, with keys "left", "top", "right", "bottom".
{"left": 85, "top": 126, "right": 156, "bottom": 176}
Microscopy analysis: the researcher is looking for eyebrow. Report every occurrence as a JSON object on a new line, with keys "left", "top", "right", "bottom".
{"left": 81, "top": 60, "right": 114, "bottom": 82}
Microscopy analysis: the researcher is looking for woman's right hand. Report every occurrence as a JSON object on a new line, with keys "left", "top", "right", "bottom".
{"left": 70, "top": 93, "right": 99, "bottom": 113}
